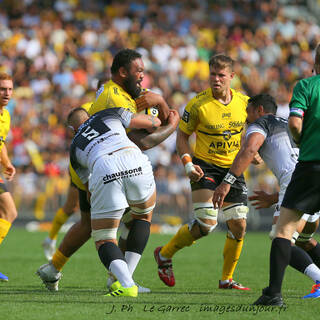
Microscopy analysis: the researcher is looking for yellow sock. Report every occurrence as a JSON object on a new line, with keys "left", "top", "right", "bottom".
{"left": 221, "top": 236, "right": 244, "bottom": 280}
{"left": 48, "top": 208, "right": 69, "bottom": 240}
{"left": 160, "top": 224, "right": 195, "bottom": 259}
{"left": 0, "top": 218, "right": 11, "bottom": 245}
{"left": 51, "top": 249, "right": 69, "bottom": 271}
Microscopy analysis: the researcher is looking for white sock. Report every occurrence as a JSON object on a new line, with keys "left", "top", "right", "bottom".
{"left": 45, "top": 237, "right": 56, "bottom": 245}
{"left": 304, "top": 263, "right": 320, "bottom": 282}
{"left": 220, "top": 279, "right": 230, "bottom": 285}
{"left": 125, "top": 251, "right": 141, "bottom": 275}
{"left": 159, "top": 252, "right": 169, "bottom": 261}
{"left": 109, "top": 259, "right": 135, "bottom": 288}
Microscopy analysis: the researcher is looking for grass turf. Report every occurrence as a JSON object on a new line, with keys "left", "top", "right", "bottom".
{"left": 0, "top": 228, "right": 318, "bottom": 320}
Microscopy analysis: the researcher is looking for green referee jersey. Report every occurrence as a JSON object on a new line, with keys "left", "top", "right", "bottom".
{"left": 289, "top": 75, "right": 320, "bottom": 161}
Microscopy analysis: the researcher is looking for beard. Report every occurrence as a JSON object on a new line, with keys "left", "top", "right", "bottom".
{"left": 123, "top": 74, "right": 141, "bottom": 99}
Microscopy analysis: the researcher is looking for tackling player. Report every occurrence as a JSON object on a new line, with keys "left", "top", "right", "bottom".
{"left": 42, "top": 78, "right": 108, "bottom": 261}
{"left": 68, "top": 107, "right": 161, "bottom": 297}
{"left": 37, "top": 49, "right": 179, "bottom": 292}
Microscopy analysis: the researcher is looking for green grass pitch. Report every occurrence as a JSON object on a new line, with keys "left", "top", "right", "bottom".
{"left": 0, "top": 228, "right": 319, "bottom": 320}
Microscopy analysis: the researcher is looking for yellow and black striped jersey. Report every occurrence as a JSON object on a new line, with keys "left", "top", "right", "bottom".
{"left": 0, "top": 108, "right": 10, "bottom": 153}
{"left": 89, "top": 80, "right": 136, "bottom": 116}
{"left": 179, "top": 88, "right": 248, "bottom": 168}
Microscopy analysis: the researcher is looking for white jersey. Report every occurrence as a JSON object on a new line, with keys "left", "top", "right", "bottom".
{"left": 245, "top": 115, "right": 298, "bottom": 185}
{"left": 70, "top": 108, "right": 138, "bottom": 184}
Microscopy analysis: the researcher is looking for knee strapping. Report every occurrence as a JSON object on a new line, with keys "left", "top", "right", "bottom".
{"left": 130, "top": 203, "right": 155, "bottom": 215}
{"left": 192, "top": 202, "right": 218, "bottom": 233}
{"left": 92, "top": 228, "right": 118, "bottom": 242}
{"left": 269, "top": 224, "right": 276, "bottom": 240}
{"left": 223, "top": 203, "right": 248, "bottom": 221}
{"left": 296, "top": 232, "right": 314, "bottom": 242}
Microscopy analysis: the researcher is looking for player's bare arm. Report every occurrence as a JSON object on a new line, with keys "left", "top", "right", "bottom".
{"left": 135, "top": 91, "right": 170, "bottom": 122}
{"left": 128, "top": 109, "right": 180, "bottom": 150}
{"left": 0, "top": 144, "right": 15, "bottom": 181}
{"left": 288, "top": 115, "right": 303, "bottom": 145}
{"left": 248, "top": 191, "right": 279, "bottom": 209}
{"left": 130, "top": 113, "right": 161, "bottom": 132}
{"left": 176, "top": 128, "right": 204, "bottom": 182}
{"left": 241, "top": 124, "right": 262, "bottom": 165}
{"left": 213, "top": 132, "right": 265, "bottom": 209}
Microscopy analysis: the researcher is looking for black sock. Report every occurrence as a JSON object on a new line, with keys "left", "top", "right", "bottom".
{"left": 98, "top": 242, "right": 125, "bottom": 270}
{"left": 269, "top": 237, "right": 291, "bottom": 295}
{"left": 290, "top": 245, "right": 313, "bottom": 273}
{"left": 307, "top": 242, "right": 320, "bottom": 268}
{"left": 126, "top": 220, "right": 150, "bottom": 254}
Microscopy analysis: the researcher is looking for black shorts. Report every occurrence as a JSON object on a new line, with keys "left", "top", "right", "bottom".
{"left": 191, "top": 157, "right": 247, "bottom": 205}
{"left": 78, "top": 189, "right": 91, "bottom": 212}
{"left": 0, "top": 178, "right": 8, "bottom": 194}
{"left": 282, "top": 161, "right": 320, "bottom": 214}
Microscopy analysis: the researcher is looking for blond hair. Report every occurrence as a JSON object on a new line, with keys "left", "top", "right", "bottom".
{"left": 209, "top": 54, "right": 234, "bottom": 71}
{"left": 0, "top": 73, "right": 12, "bottom": 81}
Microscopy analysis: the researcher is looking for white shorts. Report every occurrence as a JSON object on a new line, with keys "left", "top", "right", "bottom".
{"left": 89, "top": 148, "right": 155, "bottom": 218}
{"left": 274, "top": 177, "right": 320, "bottom": 222}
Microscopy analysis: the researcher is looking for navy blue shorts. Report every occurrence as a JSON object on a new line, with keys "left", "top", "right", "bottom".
{"left": 191, "top": 157, "right": 247, "bottom": 205}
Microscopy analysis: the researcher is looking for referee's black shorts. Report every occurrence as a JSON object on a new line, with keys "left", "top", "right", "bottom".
{"left": 191, "top": 157, "right": 247, "bottom": 205}
{"left": 282, "top": 161, "right": 320, "bottom": 214}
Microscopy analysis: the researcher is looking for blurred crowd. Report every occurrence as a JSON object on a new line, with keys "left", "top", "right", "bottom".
{"left": 0, "top": 0, "right": 319, "bottom": 226}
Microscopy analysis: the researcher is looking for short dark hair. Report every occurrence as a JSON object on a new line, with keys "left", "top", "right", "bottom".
{"left": 110, "top": 49, "right": 142, "bottom": 75}
{"left": 67, "top": 107, "right": 89, "bottom": 126}
{"left": 209, "top": 54, "right": 234, "bottom": 71}
{"left": 96, "top": 75, "right": 109, "bottom": 90}
{"left": 248, "top": 94, "right": 278, "bottom": 115}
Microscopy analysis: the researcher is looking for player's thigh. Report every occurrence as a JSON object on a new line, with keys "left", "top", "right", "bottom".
{"left": 276, "top": 207, "right": 303, "bottom": 239}
{"left": 125, "top": 153, "right": 156, "bottom": 212}
{"left": 192, "top": 188, "right": 213, "bottom": 203}
{"left": 91, "top": 217, "right": 120, "bottom": 230}
{"left": 63, "top": 183, "right": 79, "bottom": 214}
{"left": 89, "top": 166, "right": 128, "bottom": 217}
{"left": 0, "top": 191, "right": 17, "bottom": 222}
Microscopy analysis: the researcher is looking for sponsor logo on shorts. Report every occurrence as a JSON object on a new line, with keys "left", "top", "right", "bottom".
{"left": 103, "top": 167, "right": 143, "bottom": 184}
{"left": 242, "top": 186, "right": 248, "bottom": 194}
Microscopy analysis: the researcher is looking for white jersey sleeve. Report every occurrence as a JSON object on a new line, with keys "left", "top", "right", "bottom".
{"left": 70, "top": 108, "right": 138, "bottom": 181}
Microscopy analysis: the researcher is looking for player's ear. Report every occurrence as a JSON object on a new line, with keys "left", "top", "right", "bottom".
{"left": 119, "top": 66, "right": 128, "bottom": 78}
{"left": 258, "top": 105, "right": 264, "bottom": 114}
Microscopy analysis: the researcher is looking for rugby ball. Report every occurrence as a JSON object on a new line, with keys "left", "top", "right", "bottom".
{"left": 139, "top": 106, "right": 159, "bottom": 117}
